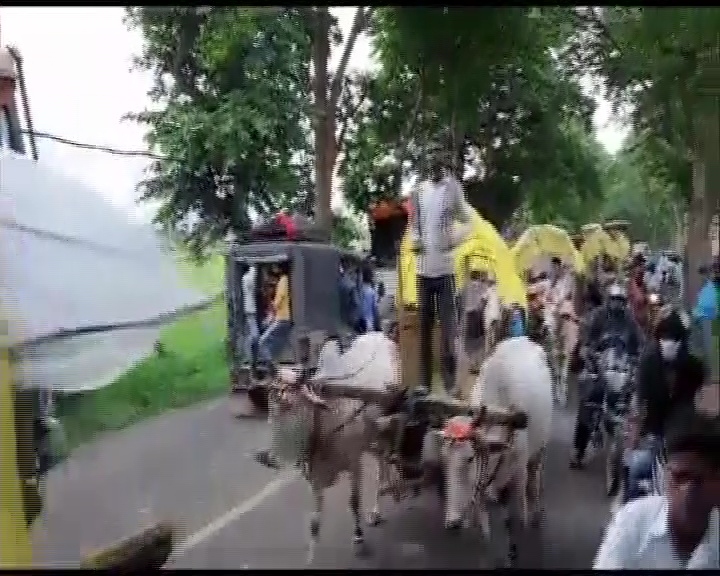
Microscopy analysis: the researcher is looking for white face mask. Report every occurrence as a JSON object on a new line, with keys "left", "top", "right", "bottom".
{"left": 659, "top": 339, "right": 681, "bottom": 361}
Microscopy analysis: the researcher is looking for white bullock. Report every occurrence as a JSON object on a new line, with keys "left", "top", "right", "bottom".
{"left": 434, "top": 336, "right": 554, "bottom": 566}
{"left": 266, "top": 332, "right": 400, "bottom": 564}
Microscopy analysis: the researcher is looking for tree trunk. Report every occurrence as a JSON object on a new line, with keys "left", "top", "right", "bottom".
{"left": 311, "top": 7, "right": 370, "bottom": 235}
{"left": 686, "top": 95, "right": 719, "bottom": 307}
{"left": 312, "top": 7, "right": 333, "bottom": 234}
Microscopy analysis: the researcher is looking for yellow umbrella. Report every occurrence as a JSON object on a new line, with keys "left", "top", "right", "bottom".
{"left": 511, "top": 224, "right": 585, "bottom": 276}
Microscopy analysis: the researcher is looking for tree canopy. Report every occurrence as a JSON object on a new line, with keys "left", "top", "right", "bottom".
{"left": 126, "top": 6, "right": 702, "bottom": 256}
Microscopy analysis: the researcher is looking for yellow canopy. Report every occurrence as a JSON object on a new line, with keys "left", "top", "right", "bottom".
{"left": 398, "top": 208, "right": 527, "bottom": 309}
{"left": 580, "top": 223, "right": 617, "bottom": 263}
{"left": 1, "top": 312, "right": 33, "bottom": 567}
{"left": 511, "top": 224, "right": 585, "bottom": 275}
{"left": 606, "top": 231, "right": 631, "bottom": 262}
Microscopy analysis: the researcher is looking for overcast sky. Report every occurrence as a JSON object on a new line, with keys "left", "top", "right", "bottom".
{"left": 1, "top": 7, "right": 629, "bottom": 219}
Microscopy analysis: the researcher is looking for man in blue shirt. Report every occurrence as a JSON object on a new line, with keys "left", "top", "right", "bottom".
{"left": 693, "top": 259, "right": 719, "bottom": 322}
{"left": 360, "top": 266, "right": 379, "bottom": 333}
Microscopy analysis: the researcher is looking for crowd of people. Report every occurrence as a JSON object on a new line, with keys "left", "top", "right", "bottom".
{"left": 245, "top": 136, "right": 719, "bottom": 568}
{"left": 240, "top": 261, "right": 292, "bottom": 375}
{"left": 404, "top": 141, "right": 719, "bottom": 568}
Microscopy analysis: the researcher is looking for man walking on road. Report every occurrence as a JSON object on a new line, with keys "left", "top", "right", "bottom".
{"left": 409, "top": 142, "right": 473, "bottom": 393}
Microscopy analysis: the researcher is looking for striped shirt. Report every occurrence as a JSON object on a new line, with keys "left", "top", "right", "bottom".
{"left": 409, "top": 175, "right": 473, "bottom": 278}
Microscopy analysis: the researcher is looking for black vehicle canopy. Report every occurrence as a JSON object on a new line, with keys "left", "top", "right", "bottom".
{"left": 226, "top": 240, "right": 363, "bottom": 364}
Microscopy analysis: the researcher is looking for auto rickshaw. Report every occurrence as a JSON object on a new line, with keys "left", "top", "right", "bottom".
{"left": 511, "top": 224, "right": 585, "bottom": 406}
{"left": 226, "top": 239, "right": 364, "bottom": 416}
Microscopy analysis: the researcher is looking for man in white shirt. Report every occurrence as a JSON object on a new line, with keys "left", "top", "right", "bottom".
{"left": 409, "top": 143, "right": 474, "bottom": 393}
{"left": 241, "top": 263, "right": 259, "bottom": 365}
{"left": 594, "top": 406, "right": 720, "bottom": 569}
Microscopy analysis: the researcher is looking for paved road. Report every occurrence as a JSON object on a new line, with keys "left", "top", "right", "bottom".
{"left": 32, "top": 394, "right": 611, "bottom": 569}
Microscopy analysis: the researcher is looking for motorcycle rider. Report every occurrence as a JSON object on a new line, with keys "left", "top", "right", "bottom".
{"left": 622, "top": 306, "right": 703, "bottom": 503}
{"left": 570, "top": 283, "right": 642, "bottom": 469}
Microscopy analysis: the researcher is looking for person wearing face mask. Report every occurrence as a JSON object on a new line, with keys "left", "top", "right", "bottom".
{"left": 570, "top": 283, "right": 642, "bottom": 469}
{"left": 595, "top": 405, "right": 719, "bottom": 569}
{"left": 622, "top": 307, "right": 703, "bottom": 503}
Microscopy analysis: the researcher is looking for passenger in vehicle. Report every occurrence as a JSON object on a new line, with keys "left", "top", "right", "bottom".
{"left": 257, "top": 261, "right": 292, "bottom": 369}
{"left": 594, "top": 406, "right": 719, "bottom": 569}
{"left": 360, "top": 266, "right": 378, "bottom": 333}
{"left": 241, "top": 263, "right": 259, "bottom": 366}
{"left": 339, "top": 259, "right": 361, "bottom": 332}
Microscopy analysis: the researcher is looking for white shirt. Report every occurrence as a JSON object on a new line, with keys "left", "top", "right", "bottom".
{"left": 409, "top": 175, "right": 473, "bottom": 278}
{"left": 241, "top": 266, "right": 257, "bottom": 315}
{"left": 594, "top": 496, "right": 719, "bottom": 569}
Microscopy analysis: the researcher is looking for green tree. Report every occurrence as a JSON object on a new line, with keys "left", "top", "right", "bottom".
{"left": 564, "top": 6, "right": 720, "bottom": 296}
{"left": 341, "top": 7, "right": 604, "bottom": 227}
{"left": 125, "top": 7, "right": 314, "bottom": 257}
{"left": 126, "top": 7, "right": 374, "bottom": 255}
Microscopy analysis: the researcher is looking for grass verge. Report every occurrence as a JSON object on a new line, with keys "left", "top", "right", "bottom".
{"left": 56, "top": 253, "right": 228, "bottom": 450}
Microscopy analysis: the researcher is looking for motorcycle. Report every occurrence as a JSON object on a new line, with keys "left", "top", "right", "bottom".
{"left": 582, "top": 335, "right": 636, "bottom": 497}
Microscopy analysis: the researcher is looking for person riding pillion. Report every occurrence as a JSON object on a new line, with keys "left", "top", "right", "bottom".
{"left": 409, "top": 140, "right": 474, "bottom": 393}
{"left": 570, "top": 283, "right": 642, "bottom": 469}
{"left": 623, "top": 307, "right": 705, "bottom": 504}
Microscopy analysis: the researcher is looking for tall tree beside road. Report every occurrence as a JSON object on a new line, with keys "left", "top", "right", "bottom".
{"left": 126, "top": 7, "right": 374, "bottom": 252}
{"left": 565, "top": 6, "right": 720, "bottom": 298}
{"left": 600, "top": 132, "right": 685, "bottom": 247}
{"left": 125, "top": 7, "right": 314, "bottom": 257}
{"left": 306, "top": 6, "right": 373, "bottom": 235}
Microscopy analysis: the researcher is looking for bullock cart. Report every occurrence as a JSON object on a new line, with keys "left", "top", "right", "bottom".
{"left": 226, "top": 239, "right": 363, "bottom": 416}
{"left": 511, "top": 224, "right": 585, "bottom": 406}
{"left": 266, "top": 358, "right": 530, "bottom": 567}
{"left": 580, "top": 223, "right": 620, "bottom": 286}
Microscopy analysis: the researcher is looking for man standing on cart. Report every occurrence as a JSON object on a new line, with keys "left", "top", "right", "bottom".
{"left": 409, "top": 140, "right": 474, "bottom": 393}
